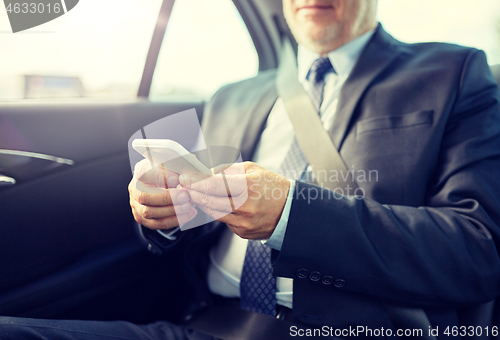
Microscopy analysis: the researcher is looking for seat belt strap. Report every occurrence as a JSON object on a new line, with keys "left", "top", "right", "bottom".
{"left": 276, "top": 37, "right": 356, "bottom": 191}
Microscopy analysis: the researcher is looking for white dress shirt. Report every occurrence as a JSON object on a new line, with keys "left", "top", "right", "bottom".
{"left": 207, "top": 29, "right": 376, "bottom": 309}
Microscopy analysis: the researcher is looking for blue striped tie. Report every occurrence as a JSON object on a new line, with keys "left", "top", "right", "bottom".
{"left": 240, "top": 57, "right": 334, "bottom": 316}
{"left": 240, "top": 240, "right": 277, "bottom": 316}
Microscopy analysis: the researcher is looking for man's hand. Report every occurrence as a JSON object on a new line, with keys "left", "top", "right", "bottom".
{"left": 179, "top": 162, "right": 290, "bottom": 240}
{"left": 129, "top": 159, "right": 197, "bottom": 230}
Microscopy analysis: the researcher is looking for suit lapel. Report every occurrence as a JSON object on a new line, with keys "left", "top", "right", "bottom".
{"left": 202, "top": 71, "right": 278, "bottom": 163}
{"left": 330, "top": 25, "right": 403, "bottom": 149}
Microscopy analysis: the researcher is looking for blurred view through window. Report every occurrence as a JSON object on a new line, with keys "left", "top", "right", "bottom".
{"left": 378, "top": 0, "right": 500, "bottom": 65}
{"left": 0, "top": 0, "right": 259, "bottom": 101}
{"left": 1, "top": 0, "right": 500, "bottom": 101}
{"left": 149, "top": 0, "right": 259, "bottom": 100}
{"left": 0, "top": 0, "right": 162, "bottom": 101}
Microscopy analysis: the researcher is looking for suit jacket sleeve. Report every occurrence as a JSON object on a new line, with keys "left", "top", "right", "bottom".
{"left": 272, "top": 49, "right": 500, "bottom": 309}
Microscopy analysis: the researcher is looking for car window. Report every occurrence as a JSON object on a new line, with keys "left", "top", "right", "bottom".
{"left": 0, "top": 0, "right": 162, "bottom": 101}
{"left": 378, "top": 0, "right": 500, "bottom": 64}
{"left": 149, "top": 0, "right": 259, "bottom": 101}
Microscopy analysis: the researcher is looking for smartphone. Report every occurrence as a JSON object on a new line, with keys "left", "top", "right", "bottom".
{"left": 132, "top": 139, "right": 212, "bottom": 176}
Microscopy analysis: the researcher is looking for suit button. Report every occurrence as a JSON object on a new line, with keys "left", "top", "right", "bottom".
{"left": 309, "top": 271, "right": 321, "bottom": 281}
{"left": 296, "top": 269, "right": 309, "bottom": 279}
{"left": 321, "top": 276, "right": 333, "bottom": 285}
{"left": 334, "top": 279, "right": 346, "bottom": 288}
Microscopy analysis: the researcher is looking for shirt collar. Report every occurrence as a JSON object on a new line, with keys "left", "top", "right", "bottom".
{"left": 297, "top": 28, "right": 376, "bottom": 83}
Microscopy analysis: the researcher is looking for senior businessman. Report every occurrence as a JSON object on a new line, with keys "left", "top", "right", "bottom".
{"left": 3, "top": 0, "right": 500, "bottom": 338}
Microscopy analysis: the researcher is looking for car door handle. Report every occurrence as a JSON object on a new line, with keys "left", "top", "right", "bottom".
{"left": 0, "top": 149, "right": 74, "bottom": 166}
{"left": 0, "top": 175, "right": 16, "bottom": 186}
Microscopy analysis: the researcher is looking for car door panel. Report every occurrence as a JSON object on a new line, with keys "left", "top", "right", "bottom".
{"left": 0, "top": 0, "right": 277, "bottom": 324}
{"left": 0, "top": 100, "right": 203, "bottom": 321}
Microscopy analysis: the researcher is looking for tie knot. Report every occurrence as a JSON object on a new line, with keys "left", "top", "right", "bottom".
{"left": 309, "top": 57, "right": 333, "bottom": 83}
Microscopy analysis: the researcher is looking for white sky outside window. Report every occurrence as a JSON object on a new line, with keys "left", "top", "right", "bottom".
{"left": 378, "top": 0, "right": 500, "bottom": 65}
{"left": 0, "top": 0, "right": 500, "bottom": 101}
{"left": 149, "top": 0, "right": 259, "bottom": 100}
{"left": 0, "top": 0, "right": 162, "bottom": 100}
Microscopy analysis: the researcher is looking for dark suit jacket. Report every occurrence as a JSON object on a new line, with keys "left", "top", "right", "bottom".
{"left": 142, "top": 25, "right": 500, "bottom": 331}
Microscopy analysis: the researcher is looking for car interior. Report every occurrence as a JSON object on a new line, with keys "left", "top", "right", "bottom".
{"left": 1, "top": 0, "right": 500, "bottom": 327}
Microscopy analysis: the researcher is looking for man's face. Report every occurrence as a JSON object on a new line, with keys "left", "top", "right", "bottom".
{"left": 283, "top": 0, "right": 377, "bottom": 54}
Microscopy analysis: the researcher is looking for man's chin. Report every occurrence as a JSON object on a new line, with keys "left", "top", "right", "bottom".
{"left": 295, "top": 26, "right": 341, "bottom": 53}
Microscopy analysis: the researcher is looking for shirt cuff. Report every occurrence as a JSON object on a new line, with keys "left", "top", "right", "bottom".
{"left": 156, "top": 227, "right": 181, "bottom": 241}
{"left": 264, "top": 179, "right": 295, "bottom": 251}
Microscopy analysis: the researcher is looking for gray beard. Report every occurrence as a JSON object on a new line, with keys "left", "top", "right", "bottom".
{"left": 293, "top": 24, "right": 345, "bottom": 54}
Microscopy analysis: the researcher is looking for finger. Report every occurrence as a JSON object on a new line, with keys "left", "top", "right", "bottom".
{"left": 212, "top": 162, "right": 245, "bottom": 176}
{"left": 133, "top": 159, "right": 152, "bottom": 179}
{"left": 184, "top": 188, "right": 234, "bottom": 213}
{"left": 178, "top": 172, "right": 213, "bottom": 187}
{"left": 132, "top": 199, "right": 194, "bottom": 220}
{"left": 195, "top": 204, "right": 238, "bottom": 225}
{"left": 134, "top": 160, "right": 179, "bottom": 188}
{"left": 180, "top": 173, "right": 228, "bottom": 196}
{"left": 180, "top": 173, "right": 248, "bottom": 197}
{"left": 161, "top": 167, "right": 180, "bottom": 187}
{"left": 230, "top": 189, "right": 249, "bottom": 210}
{"left": 131, "top": 181, "right": 190, "bottom": 207}
{"left": 216, "top": 163, "right": 248, "bottom": 200}
{"left": 184, "top": 183, "right": 249, "bottom": 212}
{"left": 133, "top": 206, "right": 198, "bottom": 230}
{"left": 224, "top": 173, "right": 249, "bottom": 199}
{"left": 144, "top": 165, "right": 179, "bottom": 188}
